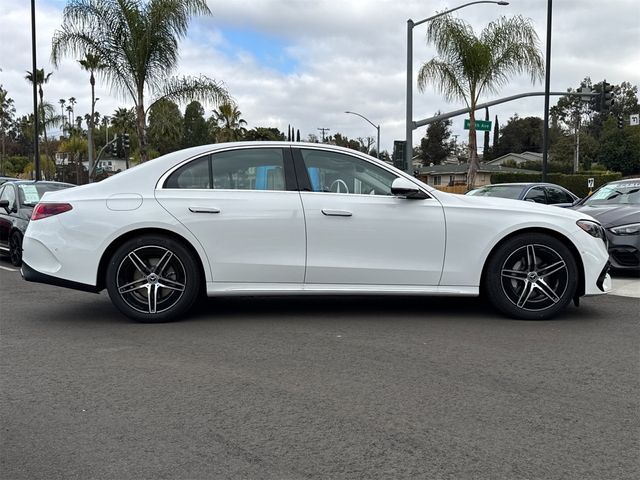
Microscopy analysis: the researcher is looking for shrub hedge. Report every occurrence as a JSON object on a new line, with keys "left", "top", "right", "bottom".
{"left": 490, "top": 172, "right": 623, "bottom": 198}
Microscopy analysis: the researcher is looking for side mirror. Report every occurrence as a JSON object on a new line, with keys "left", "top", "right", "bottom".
{"left": 391, "top": 177, "right": 428, "bottom": 199}
{"left": 0, "top": 199, "right": 9, "bottom": 212}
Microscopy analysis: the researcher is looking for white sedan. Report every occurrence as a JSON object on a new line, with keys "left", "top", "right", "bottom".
{"left": 22, "top": 142, "right": 611, "bottom": 322}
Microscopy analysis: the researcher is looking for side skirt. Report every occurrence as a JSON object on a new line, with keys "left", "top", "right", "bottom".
{"left": 206, "top": 282, "right": 479, "bottom": 297}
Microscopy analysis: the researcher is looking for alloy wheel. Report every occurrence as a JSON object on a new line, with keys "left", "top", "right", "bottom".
{"left": 500, "top": 243, "right": 569, "bottom": 312}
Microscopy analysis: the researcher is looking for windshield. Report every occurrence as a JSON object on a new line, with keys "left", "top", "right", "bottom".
{"left": 466, "top": 185, "right": 524, "bottom": 199}
{"left": 583, "top": 182, "right": 640, "bottom": 206}
{"left": 18, "top": 183, "right": 72, "bottom": 206}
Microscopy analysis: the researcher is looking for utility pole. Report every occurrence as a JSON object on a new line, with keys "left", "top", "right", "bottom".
{"left": 317, "top": 127, "right": 330, "bottom": 143}
{"left": 541, "top": 0, "right": 553, "bottom": 181}
{"left": 30, "top": 0, "right": 40, "bottom": 181}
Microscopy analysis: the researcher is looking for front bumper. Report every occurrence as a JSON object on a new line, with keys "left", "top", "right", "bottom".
{"left": 606, "top": 231, "right": 640, "bottom": 271}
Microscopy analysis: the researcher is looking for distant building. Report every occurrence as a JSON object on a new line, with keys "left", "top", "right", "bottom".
{"left": 486, "top": 151, "right": 544, "bottom": 166}
{"left": 416, "top": 163, "right": 537, "bottom": 187}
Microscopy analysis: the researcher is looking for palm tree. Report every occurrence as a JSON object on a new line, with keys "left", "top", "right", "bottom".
{"left": 211, "top": 102, "right": 247, "bottom": 142}
{"left": 68, "top": 97, "right": 76, "bottom": 133}
{"left": 25, "top": 69, "right": 54, "bottom": 162}
{"left": 51, "top": 0, "right": 229, "bottom": 162}
{"left": 78, "top": 52, "right": 106, "bottom": 176}
{"left": 417, "top": 15, "right": 544, "bottom": 187}
{"left": 58, "top": 98, "right": 66, "bottom": 136}
{"left": 111, "top": 107, "right": 136, "bottom": 134}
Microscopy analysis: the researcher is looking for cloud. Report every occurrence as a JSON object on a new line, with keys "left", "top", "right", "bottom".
{"left": 1, "top": 0, "right": 638, "bottom": 151}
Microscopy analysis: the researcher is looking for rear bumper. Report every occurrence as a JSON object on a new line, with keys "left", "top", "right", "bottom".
{"left": 21, "top": 261, "right": 100, "bottom": 293}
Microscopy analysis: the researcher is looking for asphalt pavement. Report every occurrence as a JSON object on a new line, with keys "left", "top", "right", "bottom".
{"left": 1, "top": 261, "right": 638, "bottom": 480}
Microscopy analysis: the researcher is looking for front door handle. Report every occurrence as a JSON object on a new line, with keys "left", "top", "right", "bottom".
{"left": 321, "top": 209, "right": 352, "bottom": 217}
{"left": 189, "top": 207, "right": 220, "bottom": 214}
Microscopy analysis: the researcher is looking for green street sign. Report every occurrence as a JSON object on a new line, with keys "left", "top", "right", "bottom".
{"left": 464, "top": 119, "right": 492, "bottom": 131}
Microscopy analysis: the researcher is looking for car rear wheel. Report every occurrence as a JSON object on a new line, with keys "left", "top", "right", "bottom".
{"left": 484, "top": 233, "right": 578, "bottom": 320}
{"left": 105, "top": 235, "right": 201, "bottom": 323}
{"left": 9, "top": 231, "right": 22, "bottom": 267}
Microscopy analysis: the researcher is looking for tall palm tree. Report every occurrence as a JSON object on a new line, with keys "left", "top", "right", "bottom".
{"left": 25, "top": 69, "right": 54, "bottom": 162}
{"left": 417, "top": 15, "right": 544, "bottom": 187}
{"left": 78, "top": 52, "right": 106, "bottom": 176}
{"left": 211, "top": 102, "right": 247, "bottom": 142}
{"left": 51, "top": 0, "right": 229, "bottom": 162}
{"left": 58, "top": 98, "right": 66, "bottom": 136}
{"left": 110, "top": 107, "right": 136, "bottom": 134}
{"left": 68, "top": 96, "right": 77, "bottom": 133}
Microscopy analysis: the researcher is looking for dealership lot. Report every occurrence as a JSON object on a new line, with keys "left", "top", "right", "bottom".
{"left": 1, "top": 261, "right": 638, "bottom": 479}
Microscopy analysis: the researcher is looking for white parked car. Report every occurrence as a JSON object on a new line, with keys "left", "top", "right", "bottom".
{"left": 22, "top": 143, "right": 611, "bottom": 322}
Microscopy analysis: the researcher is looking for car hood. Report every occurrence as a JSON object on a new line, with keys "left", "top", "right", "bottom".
{"left": 573, "top": 204, "right": 640, "bottom": 228}
{"left": 444, "top": 192, "right": 596, "bottom": 222}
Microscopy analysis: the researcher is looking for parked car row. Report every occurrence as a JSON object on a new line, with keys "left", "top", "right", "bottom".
{"left": 0, "top": 180, "right": 75, "bottom": 266}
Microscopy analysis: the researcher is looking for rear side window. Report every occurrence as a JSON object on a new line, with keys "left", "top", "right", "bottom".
{"left": 164, "top": 149, "right": 286, "bottom": 191}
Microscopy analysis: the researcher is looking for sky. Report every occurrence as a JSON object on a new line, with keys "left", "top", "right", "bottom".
{"left": 0, "top": 0, "right": 639, "bottom": 153}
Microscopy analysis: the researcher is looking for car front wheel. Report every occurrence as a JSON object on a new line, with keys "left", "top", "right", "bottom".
{"left": 484, "top": 233, "right": 578, "bottom": 320}
{"left": 105, "top": 235, "right": 201, "bottom": 323}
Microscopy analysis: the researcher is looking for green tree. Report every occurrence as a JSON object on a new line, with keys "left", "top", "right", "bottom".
{"left": 417, "top": 15, "right": 544, "bottom": 187}
{"left": 182, "top": 101, "right": 209, "bottom": 148}
{"left": 211, "top": 102, "right": 247, "bottom": 142}
{"left": 148, "top": 99, "right": 183, "bottom": 155}
{"left": 0, "top": 86, "right": 16, "bottom": 174}
{"left": 110, "top": 107, "right": 136, "bottom": 134}
{"left": 418, "top": 115, "right": 452, "bottom": 165}
{"left": 494, "top": 115, "right": 543, "bottom": 157}
{"left": 52, "top": 0, "right": 228, "bottom": 162}
{"left": 596, "top": 116, "right": 640, "bottom": 175}
{"left": 244, "top": 127, "right": 285, "bottom": 141}
{"left": 78, "top": 52, "right": 106, "bottom": 176}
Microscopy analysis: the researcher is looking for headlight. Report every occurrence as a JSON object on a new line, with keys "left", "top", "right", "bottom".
{"left": 577, "top": 220, "right": 607, "bottom": 242}
{"left": 609, "top": 223, "right": 640, "bottom": 235}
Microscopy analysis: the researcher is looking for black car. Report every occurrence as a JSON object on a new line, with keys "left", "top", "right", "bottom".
{"left": 466, "top": 182, "right": 579, "bottom": 207}
{"left": 0, "top": 180, "right": 75, "bottom": 266}
{"left": 572, "top": 178, "right": 640, "bottom": 272}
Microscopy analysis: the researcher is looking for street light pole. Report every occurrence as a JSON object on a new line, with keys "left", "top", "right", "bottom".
{"left": 345, "top": 110, "right": 380, "bottom": 159}
{"left": 405, "top": 1, "right": 508, "bottom": 174}
{"left": 30, "top": 0, "right": 40, "bottom": 181}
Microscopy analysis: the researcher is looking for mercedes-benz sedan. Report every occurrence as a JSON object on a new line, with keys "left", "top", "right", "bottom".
{"left": 21, "top": 143, "right": 611, "bottom": 322}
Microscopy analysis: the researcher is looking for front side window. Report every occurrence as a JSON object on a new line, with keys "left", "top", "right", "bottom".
{"left": 300, "top": 149, "right": 396, "bottom": 195}
{"left": 546, "top": 186, "right": 574, "bottom": 204}
{"left": 164, "top": 149, "right": 286, "bottom": 191}
{"left": 524, "top": 187, "right": 547, "bottom": 204}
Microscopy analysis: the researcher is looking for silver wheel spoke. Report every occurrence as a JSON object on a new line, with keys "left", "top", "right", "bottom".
{"left": 147, "top": 284, "right": 158, "bottom": 314}
{"left": 516, "top": 281, "right": 534, "bottom": 308}
{"left": 526, "top": 245, "right": 537, "bottom": 271}
{"left": 158, "top": 277, "right": 185, "bottom": 292}
{"left": 118, "top": 278, "right": 148, "bottom": 294}
{"left": 128, "top": 251, "right": 150, "bottom": 275}
{"left": 501, "top": 268, "right": 528, "bottom": 282}
{"left": 538, "top": 260, "right": 566, "bottom": 278}
{"left": 535, "top": 279, "right": 560, "bottom": 303}
{"left": 154, "top": 250, "right": 173, "bottom": 275}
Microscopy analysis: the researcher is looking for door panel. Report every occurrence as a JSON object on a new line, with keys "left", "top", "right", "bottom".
{"left": 155, "top": 148, "right": 306, "bottom": 283}
{"left": 293, "top": 148, "right": 446, "bottom": 285}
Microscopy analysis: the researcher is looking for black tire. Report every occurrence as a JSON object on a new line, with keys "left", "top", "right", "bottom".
{"left": 9, "top": 231, "right": 23, "bottom": 267}
{"left": 484, "top": 233, "right": 578, "bottom": 320}
{"left": 105, "top": 235, "right": 201, "bottom": 323}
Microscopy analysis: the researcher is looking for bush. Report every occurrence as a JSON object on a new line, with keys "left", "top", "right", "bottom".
{"left": 491, "top": 172, "right": 623, "bottom": 197}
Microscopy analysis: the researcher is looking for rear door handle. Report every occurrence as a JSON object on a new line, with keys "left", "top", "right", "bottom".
{"left": 189, "top": 207, "right": 220, "bottom": 214}
{"left": 321, "top": 209, "right": 352, "bottom": 217}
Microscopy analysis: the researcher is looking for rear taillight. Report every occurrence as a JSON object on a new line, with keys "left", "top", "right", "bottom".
{"left": 31, "top": 203, "right": 73, "bottom": 220}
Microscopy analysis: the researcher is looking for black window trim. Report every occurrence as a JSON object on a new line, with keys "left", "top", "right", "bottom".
{"left": 161, "top": 146, "right": 298, "bottom": 192}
